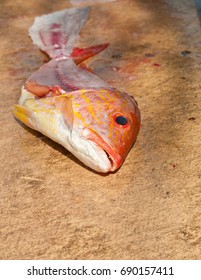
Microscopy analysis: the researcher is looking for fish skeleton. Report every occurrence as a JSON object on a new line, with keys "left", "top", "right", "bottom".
{"left": 13, "top": 7, "right": 141, "bottom": 173}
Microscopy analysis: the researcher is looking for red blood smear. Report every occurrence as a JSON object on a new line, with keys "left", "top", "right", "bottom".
{"left": 153, "top": 63, "right": 161, "bottom": 67}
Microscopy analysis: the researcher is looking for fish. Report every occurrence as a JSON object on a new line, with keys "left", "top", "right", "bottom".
{"left": 13, "top": 6, "right": 141, "bottom": 173}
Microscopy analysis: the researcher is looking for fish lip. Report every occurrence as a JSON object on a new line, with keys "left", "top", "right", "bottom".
{"left": 86, "top": 129, "right": 122, "bottom": 172}
{"left": 102, "top": 149, "right": 118, "bottom": 172}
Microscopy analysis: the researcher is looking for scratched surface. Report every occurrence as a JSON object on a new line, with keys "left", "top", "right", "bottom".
{"left": 0, "top": 0, "right": 201, "bottom": 259}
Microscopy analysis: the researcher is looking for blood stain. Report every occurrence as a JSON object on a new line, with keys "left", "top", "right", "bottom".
{"left": 152, "top": 63, "right": 161, "bottom": 67}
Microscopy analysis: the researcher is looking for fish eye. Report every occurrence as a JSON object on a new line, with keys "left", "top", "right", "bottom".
{"left": 113, "top": 113, "right": 130, "bottom": 129}
{"left": 115, "top": 115, "right": 128, "bottom": 125}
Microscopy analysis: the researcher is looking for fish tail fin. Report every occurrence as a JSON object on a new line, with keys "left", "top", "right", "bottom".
{"left": 29, "top": 7, "right": 90, "bottom": 59}
{"left": 12, "top": 105, "right": 35, "bottom": 130}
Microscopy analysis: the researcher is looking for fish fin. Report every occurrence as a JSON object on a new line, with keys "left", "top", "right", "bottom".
{"left": 57, "top": 58, "right": 112, "bottom": 90}
{"left": 55, "top": 96, "right": 74, "bottom": 130}
{"left": 29, "top": 7, "right": 89, "bottom": 58}
{"left": 12, "top": 105, "right": 35, "bottom": 129}
{"left": 72, "top": 43, "right": 109, "bottom": 64}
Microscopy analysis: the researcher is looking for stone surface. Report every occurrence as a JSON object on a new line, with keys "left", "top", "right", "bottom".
{"left": 0, "top": 0, "right": 201, "bottom": 259}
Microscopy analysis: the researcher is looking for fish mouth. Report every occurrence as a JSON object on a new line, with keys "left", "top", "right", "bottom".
{"left": 86, "top": 129, "right": 122, "bottom": 172}
{"left": 103, "top": 149, "right": 117, "bottom": 172}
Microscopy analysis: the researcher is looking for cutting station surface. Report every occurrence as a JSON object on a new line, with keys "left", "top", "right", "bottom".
{"left": 0, "top": 0, "right": 201, "bottom": 259}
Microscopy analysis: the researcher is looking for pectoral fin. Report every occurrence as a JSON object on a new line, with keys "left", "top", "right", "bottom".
{"left": 55, "top": 96, "right": 74, "bottom": 130}
{"left": 12, "top": 105, "right": 35, "bottom": 130}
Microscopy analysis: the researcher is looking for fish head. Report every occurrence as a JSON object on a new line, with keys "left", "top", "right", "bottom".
{"left": 69, "top": 89, "right": 140, "bottom": 173}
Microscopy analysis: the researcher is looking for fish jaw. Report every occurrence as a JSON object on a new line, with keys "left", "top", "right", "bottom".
{"left": 84, "top": 128, "right": 121, "bottom": 171}
{"left": 55, "top": 128, "right": 113, "bottom": 173}
{"left": 67, "top": 130, "right": 113, "bottom": 173}
{"left": 59, "top": 127, "right": 122, "bottom": 173}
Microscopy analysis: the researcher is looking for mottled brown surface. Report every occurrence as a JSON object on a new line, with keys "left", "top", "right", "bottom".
{"left": 0, "top": 0, "right": 201, "bottom": 259}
